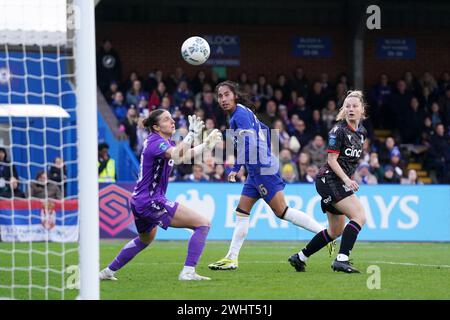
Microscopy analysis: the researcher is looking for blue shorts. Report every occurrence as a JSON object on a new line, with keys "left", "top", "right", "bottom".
{"left": 241, "top": 172, "right": 286, "bottom": 203}
{"left": 130, "top": 198, "right": 179, "bottom": 234}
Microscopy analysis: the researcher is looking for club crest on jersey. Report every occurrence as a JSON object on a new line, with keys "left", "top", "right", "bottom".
{"left": 329, "top": 137, "right": 336, "bottom": 146}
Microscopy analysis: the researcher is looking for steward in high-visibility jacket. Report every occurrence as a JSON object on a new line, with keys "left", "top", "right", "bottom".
{"left": 98, "top": 142, "right": 116, "bottom": 183}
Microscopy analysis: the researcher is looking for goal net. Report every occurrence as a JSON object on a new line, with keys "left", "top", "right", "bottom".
{"left": 0, "top": 0, "right": 99, "bottom": 299}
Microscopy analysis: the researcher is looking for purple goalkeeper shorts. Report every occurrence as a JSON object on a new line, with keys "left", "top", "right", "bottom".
{"left": 130, "top": 198, "right": 179, "bottom": 234}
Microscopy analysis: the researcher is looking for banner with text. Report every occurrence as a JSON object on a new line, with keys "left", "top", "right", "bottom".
{"left": 292, "top": 37, "right": 332, "bottom": 58}
{"left": 203, "top": 35, "right": 240, "bottom": 66}
{"left": 376, "top": 38, "right": 416, "bottom": 59}
{"left": 99, "top": 183, "right": 450, "bottom": 242}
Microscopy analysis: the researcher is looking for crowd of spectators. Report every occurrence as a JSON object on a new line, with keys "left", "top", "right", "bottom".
{"left": 98, "top": 41, "right": 450, "bottom": 184}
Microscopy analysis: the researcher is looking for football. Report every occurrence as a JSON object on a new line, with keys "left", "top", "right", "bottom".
{"left": 181, "top": 36, "right": 210, "bottom": 65}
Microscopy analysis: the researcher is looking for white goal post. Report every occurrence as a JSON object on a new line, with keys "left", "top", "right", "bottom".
{"left": 74, "top": 0, "right": 99, "bottom": 300}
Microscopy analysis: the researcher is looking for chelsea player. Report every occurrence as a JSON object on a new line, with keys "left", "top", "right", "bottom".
{"left": 209, "top": 81, "right": 335, "bottom": 271}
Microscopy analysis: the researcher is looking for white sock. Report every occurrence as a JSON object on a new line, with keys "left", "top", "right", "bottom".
{"left": 182, "top": 266, "right": 195, "bottom": 273}
{"left": 226, "top": 214, "right": 250, "bottom": 260}
{"left": 283, "top": 208, "right": 323, "bottom": 233}
{"left": 337, "top": 254, "right": 349, "bottom": 262}
{"left": 298, "top": 251, "right": 308, "bottom": 262}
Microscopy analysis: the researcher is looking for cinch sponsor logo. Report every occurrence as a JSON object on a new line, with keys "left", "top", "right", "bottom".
{"left": 344, "top": 148, "right": 362, "bottom": 157}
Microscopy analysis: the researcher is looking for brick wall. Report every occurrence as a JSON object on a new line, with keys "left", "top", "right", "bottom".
{"left": 96, "top": 22, "right": 450, "bottom": 89}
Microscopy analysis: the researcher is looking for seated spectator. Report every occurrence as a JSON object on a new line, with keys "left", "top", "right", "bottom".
{"left": 322, "top": 99, "right": 338, "bottom": 132}
{"left": 292, "top": 119, "right": 312, "bottom": 150}
{"left": 210, "top": 164, "right": 226, "bottom": 182}
{"left": 96, "top": 39, "right": 122, "bottom": 94}
{"left": 258, "top": 99, "right": 278, "bottom": 128}
{"left": 428, "top": 102, "right": 444, "bottom": 128}
{"left": 380, "top": 165, "right": 400, "bottom": 184}
{"left": 378, "top": 136, "right": 396, "bottom": 165}
{"left": 319, "top": 72, "right": 334, "bottom": 98}
{"left": 273, "top": 74, "right": 291, "bottom": 102}
{"left": 368, "top": 152, "right": 384, "bottom": 182}
{"left": 137, "top": 96, "right": 149, "bottom": 117}
{"left": 148, "top": 81, "right": 171, "bottom": 110}
{"left": 272, "top": 88, "right": 285, "bottom": 106}
{"left": 172, "top": 107, "right": 188, "bottom": 129}
{"left": 173, "top": 80, "right": 193, "bottom": 107}
{"left": 200, "top": 91, "right": 221, "bottom": 124}
{"left": 297, "top": 152, "right": 311, "bottom": 179}
{"left": 0, "top": 147, "right": 18, "bottom": 196}
{"left": 334, "top": 82, "right": 347, "bottom": 108}
{"left": 48, "top": 157, "right": 67, "bottom": 195}
{"left": 98, "top": 142, "right": 116, "bottom": 183}
{"left": 110, "top": 91, "right": 128, "bottom": 121}
{"left": 252, "top": 75, "right": 273, "bottom": 103}
{"left": 126, "top": 79, "right": 148, "bottom": 107}
{"left": 400, "top": 97, "right": 425, "bottom": 143}
{"left": 291, "top": 66, "right": 309, "bottom": 98}
{"left": 427, "top": 123, "right": 450, "bottom": 183}
{"left": 370, "top": 73, "right": 392, "bottom": 128}
{"left": 401, "top": 169, "right": 423, "bottom": 185}
{"left": 144, "top": 69, "right": 164, "bottom": 93}
{"left": 31, "top": 171, "right": 62, "bottom": 199}
{"left": 195, "top": 83, "right": 213, "bottom": 109}
{"left": 185, "top": 164, "right": 209, "bottom": 182}
{"left": 120, "top": 71, "right": 139, "bottom": 94}
{"left": 279, "top": 149, "right": 298, "bottom": 179}
{"left": 291, "top": 96, "right": 312, "bottom": 123}
{"left": 388, "top": 80, "right": 413, "bottom": 130}
{"left": 276, "top": 104, "right": 291, "bottom": 129}
{"left": 104, "top": 81, "right": 119, "bottom": 104}
{"left": 203, "top": 155, "right": 216, "bottom": 177}
{"left": 180, "top": 97, "right": 195, "bottom": 117}
{"left": 272, "top": 119, "right": 291, "bottom": 154}
{"left": 281, "top": 163, "right": 298, "bottom": 183}
{"left": 302, "top": 135, "right": 327, "bottom": 168}
{"left": 299, "top": 164, "right": 319, "bottom": 183}
{"left": 191, "top": 70, "right": 208, "bottom": 95}
{"left": 309, "top": 109, "right": 327, "bottom": 138}
{"left": 389, "top": 147, "right": 406, "bottom": 178}
{"left": 437, "top": 87, "right": 450, "bottom": 126}
{"left": 119, "top": 108, "right": 139, "bottom": 155}
{"left": 307, "top": 81, "right": 327, "bottom": 111}
{"left": 158, "top": 96, "right": 175, "bottom": 114}
{"left": 420, "top": 116, "right": 435, "bottom": 146}
{"left": 0, "top": 177, "right": 26, "bottom": 198}
{"left": 354, "top": 162, "right": 378, "bottom": 185}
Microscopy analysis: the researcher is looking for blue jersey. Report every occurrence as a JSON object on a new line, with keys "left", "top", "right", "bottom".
{"left": 229, "top": 104, "right": 277, "bottom": 176}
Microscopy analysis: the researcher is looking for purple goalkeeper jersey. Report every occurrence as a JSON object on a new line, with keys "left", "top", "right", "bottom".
{"left": 131, "top": 133, "right": 175, "bottom": 209}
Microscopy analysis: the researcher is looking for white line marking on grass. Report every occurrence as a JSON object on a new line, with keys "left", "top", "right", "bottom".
{"left": 370, "top": 261, "right": 450, "bottom": 268}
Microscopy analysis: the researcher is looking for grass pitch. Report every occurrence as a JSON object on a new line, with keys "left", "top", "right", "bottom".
{"left": 1, "top": 241, "right": 449, "bottom": 299}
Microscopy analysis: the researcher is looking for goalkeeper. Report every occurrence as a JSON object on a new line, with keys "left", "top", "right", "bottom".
{"left": 100, "top": 111, "right": 222, "bottom": 281}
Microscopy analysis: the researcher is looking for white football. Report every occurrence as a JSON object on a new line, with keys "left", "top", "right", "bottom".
{"left": 181, "top": 36, "right": 210, "bottom": 66}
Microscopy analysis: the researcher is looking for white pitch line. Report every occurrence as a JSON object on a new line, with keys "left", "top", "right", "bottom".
{"left": 370, "top": 261, "right": 450, "bottom": 268}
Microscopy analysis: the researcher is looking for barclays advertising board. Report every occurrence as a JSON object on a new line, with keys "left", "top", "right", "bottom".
{"left": 99, "top": 183, "right": 450, "bottom": 242}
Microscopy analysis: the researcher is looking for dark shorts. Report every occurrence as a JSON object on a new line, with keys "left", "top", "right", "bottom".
{"left": 241, "top": 172, "right": 286, "bottom": 203}
{"left": 130, "top": 198, "right": 179, "bottom": 234}
{"left": 315, "top": 175, "right": 354, "bottom": 215}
